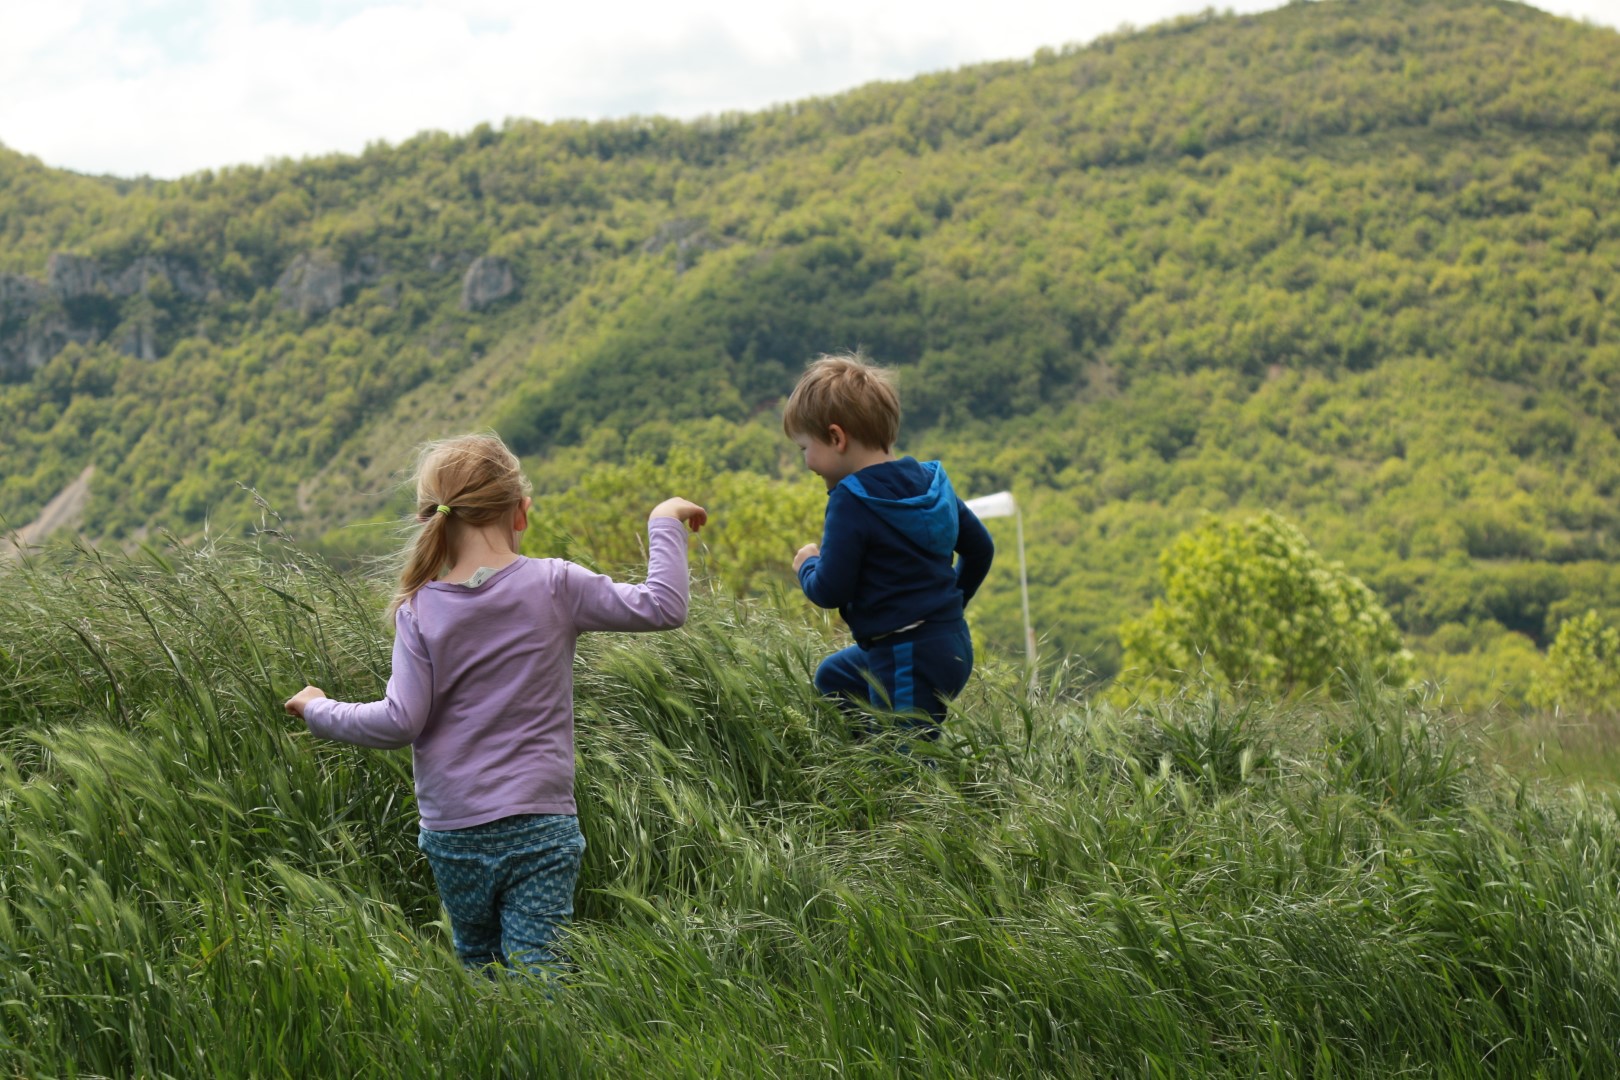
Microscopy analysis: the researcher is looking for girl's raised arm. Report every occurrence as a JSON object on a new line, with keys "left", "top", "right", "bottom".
{"left": 567, "top": 502, "right": 703, "bottom": 633}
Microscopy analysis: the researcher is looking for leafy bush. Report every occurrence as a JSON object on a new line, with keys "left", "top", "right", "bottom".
{"left": 1116, "top": 511, "right": 1412, "bottom": 700}
{"left": 1529, "top": 609, "right": 1620, "bottom": 715}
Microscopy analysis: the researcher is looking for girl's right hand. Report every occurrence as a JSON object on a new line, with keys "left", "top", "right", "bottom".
{"left": 650, "top": 497, "right": 708, "bottom": 531}
{"left": 284, "top": 685, "right": 327, "bottom": 718}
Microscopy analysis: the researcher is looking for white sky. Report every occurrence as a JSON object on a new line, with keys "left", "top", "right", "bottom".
{"left": 3, "top": 0, "right": 1617, "bottom": 180}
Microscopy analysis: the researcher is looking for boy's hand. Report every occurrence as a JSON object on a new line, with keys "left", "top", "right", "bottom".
{"left": 284, "top": 685, "right": 327, "bottom": 719}
{"left": 793, "top": 543, "right": 820, "bottom": 572}
{"left": 650, "top": 497, "right": 708, "bottom": 531}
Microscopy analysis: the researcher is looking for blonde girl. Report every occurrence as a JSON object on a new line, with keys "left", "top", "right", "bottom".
{"left": 285, "top": 433, "right": 705, "bottom": 975}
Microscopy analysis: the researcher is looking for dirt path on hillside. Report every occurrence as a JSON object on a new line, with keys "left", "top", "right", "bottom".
{"left": 3, "top": 465, "right": 94, "bottom": 563}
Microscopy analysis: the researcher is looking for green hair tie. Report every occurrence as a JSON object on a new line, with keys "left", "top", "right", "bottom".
{"left": 435, "top": 505, "right": 451, "bottom": 517}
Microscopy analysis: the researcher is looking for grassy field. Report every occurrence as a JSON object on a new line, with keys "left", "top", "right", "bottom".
{"left": 1, "top": 537, "right": 1618, "bottom": 1077}
{"left": 1481, "top": 708, "right": 1620, "bottom": 796}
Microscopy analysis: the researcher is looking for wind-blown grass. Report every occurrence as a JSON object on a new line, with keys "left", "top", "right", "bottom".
{"left": 1, "top": 537, "right": 1617, "bottom": 1077}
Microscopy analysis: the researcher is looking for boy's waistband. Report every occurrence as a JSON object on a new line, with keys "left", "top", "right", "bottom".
{"left": 856, "top": 617, "right": 969, "bottom": 650}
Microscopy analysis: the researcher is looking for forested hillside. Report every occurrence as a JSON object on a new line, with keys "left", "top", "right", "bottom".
{"left": 3, "top": 0, "right": 1619, "bottom": 697}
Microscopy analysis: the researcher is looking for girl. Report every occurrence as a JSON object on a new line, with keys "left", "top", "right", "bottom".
{"left": 284, "top": 433, "right": 705, "bottom": 975}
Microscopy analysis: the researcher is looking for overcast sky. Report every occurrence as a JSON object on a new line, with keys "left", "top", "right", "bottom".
{"left": 3, "top": 0, "right": 1617, "bottom": 180}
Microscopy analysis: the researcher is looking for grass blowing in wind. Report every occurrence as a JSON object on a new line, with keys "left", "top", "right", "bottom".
{"left": 0, "top": 527, "right": 1618, "bottom": 1076}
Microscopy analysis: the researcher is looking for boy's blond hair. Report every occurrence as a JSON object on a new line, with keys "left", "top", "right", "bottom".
{"left": 782, "top": 352, "right": 900, "bottom": 450}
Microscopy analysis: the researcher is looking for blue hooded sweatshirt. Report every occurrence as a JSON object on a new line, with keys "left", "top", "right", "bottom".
{"left": 797, "top": 457, "right": 995, "bottom": 643}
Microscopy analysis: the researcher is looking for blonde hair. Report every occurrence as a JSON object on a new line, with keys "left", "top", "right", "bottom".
{"left": 391, "top": 432, "right": 532, "bottom": 616}
{"left": 781, "top": 352, "right": 900, "bottom": 450}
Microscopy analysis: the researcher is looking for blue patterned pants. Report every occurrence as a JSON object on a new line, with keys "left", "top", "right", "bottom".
{"left": 416, "top": 813, "right": 585, "bottom": 976}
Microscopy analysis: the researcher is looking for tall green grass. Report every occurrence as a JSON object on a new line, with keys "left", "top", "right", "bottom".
{"left": 1, "top": 537, "right": 1618, "bottom": 1077}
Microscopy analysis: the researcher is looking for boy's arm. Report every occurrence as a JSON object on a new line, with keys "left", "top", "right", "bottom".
{"left": 954, "top": 500, "right": 995, "bottom": 605}
{"left": 568, "top": 515, "right": 690, "bottom": 632}
{"left": 798, "top": 488, "right": 863, "bottom": 609}
{"left": 297, "top": 606, "right": 434, "bottom": 749}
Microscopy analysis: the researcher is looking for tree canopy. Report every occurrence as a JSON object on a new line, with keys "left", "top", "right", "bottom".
{"left": 1116, "top": 512, "right": 1413, "bottom": 700}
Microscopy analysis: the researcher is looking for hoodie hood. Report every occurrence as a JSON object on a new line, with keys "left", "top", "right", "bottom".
{"left": 838, "top": 458, "right": 959, "bottom": 557}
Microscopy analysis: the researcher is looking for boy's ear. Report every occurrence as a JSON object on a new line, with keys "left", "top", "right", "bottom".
{"left": 826, "top": 424, "right": 849, "bottom": 452}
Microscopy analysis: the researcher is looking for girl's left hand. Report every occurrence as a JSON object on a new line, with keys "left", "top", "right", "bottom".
{"left": 284, "top": 685, "right": 327, "bottom": 718}
{"left": 650, "top": 497, "right": 708, "bottom": 531}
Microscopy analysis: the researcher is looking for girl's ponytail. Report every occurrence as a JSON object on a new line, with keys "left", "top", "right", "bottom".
{"left": 389, "top": 433, "right": 531, "bottom": 618}
{"left": 391, "top": 507, "right": 455, "bottom": 617}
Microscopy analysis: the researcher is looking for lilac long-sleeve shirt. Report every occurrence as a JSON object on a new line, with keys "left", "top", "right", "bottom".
{"left": 303, "top": 517, "right": 689, "bottom": 830}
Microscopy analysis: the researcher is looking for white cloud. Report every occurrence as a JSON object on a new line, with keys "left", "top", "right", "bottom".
{"left": 0, "top": 4, "right": 87, "bottom": 68}
{"left": 2, "top": 0, "right": 1616, "bottom": 179}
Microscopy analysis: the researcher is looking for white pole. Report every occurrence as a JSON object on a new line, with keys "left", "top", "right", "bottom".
{"left": 963, "top": 491, "right": 1036, "bottom": 695}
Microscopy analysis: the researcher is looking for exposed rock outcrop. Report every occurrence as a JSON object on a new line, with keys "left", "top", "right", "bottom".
{"left": 643, "top": 218, "right": 719, "bottom": 273}
{"left": 461, "top": 256, "right": 515, "bottom": 311}
{"left": 0, "top": 274, "right": 47, "bottom": 307}
{"left": 110, "top": 256, "right": 216, "bottom": 302}
{"left": 2, "top": 252, "right": 218, "bottom": 376}
{"left": 47, "top": 253, "right": 103, "bottom": 300}
{"left": 275, "top": 252, "right": 345, "bottom": 318}
{"left": 2, "top": 245, "right": 385, "bottom": 373}
{"left": 116, "top": 319, "right": 158, "bottom": 361}
{"left": 0, "top": 274, "right": 63, "bottom": 379}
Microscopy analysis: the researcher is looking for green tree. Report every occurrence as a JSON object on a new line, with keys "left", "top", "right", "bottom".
{"left": 1116, "top": 512, "right": 1412, "bottom": 700}
{"left": 1529, "top": 610, "right": 1620, "bottom": 715}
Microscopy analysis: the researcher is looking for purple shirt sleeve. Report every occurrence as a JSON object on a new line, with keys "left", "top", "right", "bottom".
{"left": 565, "top": 516, "right": 690, "bottom": 631}
{"left": 302, "top": 604, "right": 433, "bottom": 749}
{"left": 301, "top": 517, "right": 689, "bottom": 752}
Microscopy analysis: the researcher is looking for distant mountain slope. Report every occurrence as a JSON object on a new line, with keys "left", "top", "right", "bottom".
{"left": 2, "top": 0, "right": 1618, "bottom": 684}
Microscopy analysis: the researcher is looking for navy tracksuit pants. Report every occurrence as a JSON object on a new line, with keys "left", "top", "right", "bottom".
{"left": 813, "top": 619, "right": 974, "bottom": 739}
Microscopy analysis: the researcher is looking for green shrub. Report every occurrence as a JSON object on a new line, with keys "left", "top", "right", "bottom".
{"left": 1529, "top": 609, "right": 1620, "bottom": 714}
{"left": 1116, "top": 511, "right": 1412, "bottom": 700}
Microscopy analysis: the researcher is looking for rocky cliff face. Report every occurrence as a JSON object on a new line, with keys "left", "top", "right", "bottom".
{"left": 111, "top": 256, "right": 216, "bottom": 302}
{"left": 0, "top": 274, "right": 66, "bottom": 378}
{"left": 642, "top": 218, "right": 718, "bottom": 273}
{"left": 0, "top": 253, "right": 230, "bottom": 379}
{"left": 47, "top": 253, "right": 102, "bottom": 300}
{"left": 0, "top": 243, "right": 499, "bottom": 379}
{"left": 274, "top": 253, "right": 345, "bottom": 318}
{"left": 461, "top": 256, "right": 516, "bottom": 311}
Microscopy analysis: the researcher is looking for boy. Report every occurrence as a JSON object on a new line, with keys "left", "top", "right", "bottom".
{"left": 785, "top": 353, "right": 994, "bottom": 740}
